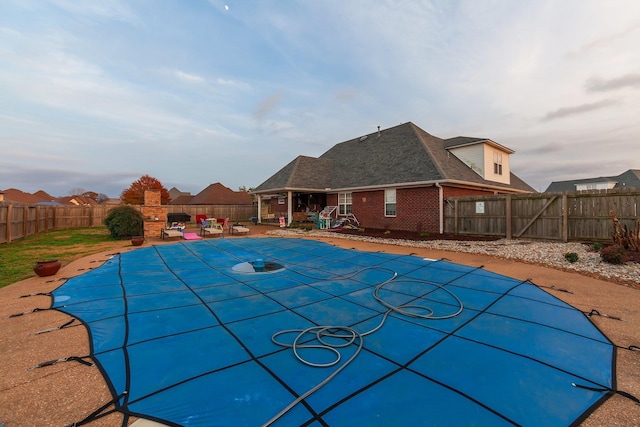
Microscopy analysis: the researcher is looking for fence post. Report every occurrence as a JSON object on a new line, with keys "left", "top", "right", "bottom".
{"left": 454, "top": 199, "right": 459, "bottom": 234}
{"left": 505, "top": 195, "right": 512, "bottom": 240}
{"left": 562, "top": 193, "right": 568, "bottom": 242}
{"left": 7, "top": 203, "right": 13, "bottom": 243}
{"left": 23, "top": 205, "right": 28, "bottom": 238}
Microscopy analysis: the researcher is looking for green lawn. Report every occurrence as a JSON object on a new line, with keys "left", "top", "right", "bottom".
{"left": 0, "top": 227, "right": 129, "bottom": 288}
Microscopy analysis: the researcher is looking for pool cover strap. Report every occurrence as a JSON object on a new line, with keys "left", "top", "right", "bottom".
{"left": 586, "top": 309, "right": 624, "bottom": 321}
{"left": 28, "top": 355, "right": 93, "bottom": 371}
{"left": 572, "top": 383, "right": 640, "bottom": 405}
{"left": 66, "top": 391, "right": 128, "bottom": 427}
{"left": 18, "top": 292, "right": 52, "bottom": 298}
{"left": 3, "top": 307, "right": 48, "bottom": 319}
{"left": 30, "top": 318, "right": 77, "bottom": 336}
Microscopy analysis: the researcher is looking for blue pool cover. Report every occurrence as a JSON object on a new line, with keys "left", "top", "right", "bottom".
{"left": 51, "top": 238, "right": 615, "bottom": 426}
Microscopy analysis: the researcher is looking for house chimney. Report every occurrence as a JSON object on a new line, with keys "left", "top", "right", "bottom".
{"left": 377, "top": 125, "right": 381, "bottom": 137}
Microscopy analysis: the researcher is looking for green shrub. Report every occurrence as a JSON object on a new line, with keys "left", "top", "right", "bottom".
{"left": 600, "top": 245, "right": 628, "bottom": 265}
{"left": 104, "top": 206, "right": 144, "bottom": 239}
{"left": 564, "top": 252, "right": 579, "bottom": 263}
{"left": 591, "top": 242, "right": 603, "bottom": 251}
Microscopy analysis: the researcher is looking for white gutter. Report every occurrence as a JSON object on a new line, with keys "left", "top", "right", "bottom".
{"left": 251, "top": 179, "right": 532, "bottom": 196}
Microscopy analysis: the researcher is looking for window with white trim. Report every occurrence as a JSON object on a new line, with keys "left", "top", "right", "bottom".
{"left": 493, "top": 152, "right": 503, "bottom": 175}
{"left": 338, "top": 192, "right": 352, "bottom": 215}
{"left": 385, "top": 189, "right": 396, "bottom": 216}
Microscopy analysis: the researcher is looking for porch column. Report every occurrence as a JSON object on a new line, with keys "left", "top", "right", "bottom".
{"left": 287, "top": 191, "right": 293, "bottom": 225}
{"left": 257, "top": 195, "right": 262, "bottom": 224}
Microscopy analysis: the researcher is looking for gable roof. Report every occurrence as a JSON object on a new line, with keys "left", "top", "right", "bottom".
{"left": 545, "top": 169, "right": 640, "bottom": 192}
{"left": 254, "top": 122, "right": 534, "bottom": 193}
{"left": 444, "top": 136, "right": 515, "bottom": 154}
{"left": 168, "top": 187, "right": 191, "bottom": 202}
{"left": 183, "top": 182, "right": 253, "bottom": 205}
{"left": 1, "top": 188, "right": 57, "bottom": 204}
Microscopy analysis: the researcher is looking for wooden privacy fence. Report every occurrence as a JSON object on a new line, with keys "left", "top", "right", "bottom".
{"left": 444, "top": 189, "right": 640, "bottom": 242}
{"left": 0, "top": 203, "right": 256, "bottom": 244}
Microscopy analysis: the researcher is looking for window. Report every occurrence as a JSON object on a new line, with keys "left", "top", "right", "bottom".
{"left": 338, "top": 192, "right": 352, "bottom": 215}
{"left": 385, "top": 189, "right": 396, "bottom": 216}
{"left": 493, "top": 152, "right": 503, "bottom": 175}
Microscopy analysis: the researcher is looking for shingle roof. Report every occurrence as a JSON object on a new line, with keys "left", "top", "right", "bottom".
{"left": 186, "top": 182, "right": 253, "bottom": 205}
{"left": 254, "top": 122, "right": 534, "bottom": 193}
{"left": 1, "top": 188, "right": 57, "bottom": 204}
{"left": 169, "top": 194, "right": 195, "bottom": 205}
{"left": 443, "top": 136, "right": 488, "bottom": 148}
{"left": 255, "top": 156, "right": 333, "bottom": 191}
{"left": 545, "top": 169, "right": 640, "bottom": 192}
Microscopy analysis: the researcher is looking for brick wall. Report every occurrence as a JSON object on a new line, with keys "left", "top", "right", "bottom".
{"left": 142, "top": 190, "right": 167, "bottom": 238}
{"left": 351, "top": 185, "right": 498, "bottom": 234}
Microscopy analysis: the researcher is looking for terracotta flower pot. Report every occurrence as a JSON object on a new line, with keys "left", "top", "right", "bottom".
{"left": 33, "top": 259, "right": 61, "bottom": 277}
{"left": 131, "top": 236, "right": 145, "bottom": 246}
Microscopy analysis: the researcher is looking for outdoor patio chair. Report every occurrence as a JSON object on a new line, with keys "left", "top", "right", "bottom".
{"left": 161, "top": 228, "right": 183, "bottom": 240}
{"left": 229, "top": 218, "right": 250, "bottom": 235}
{"left": 200, "top": 219, "right": 224, "bottom": 238}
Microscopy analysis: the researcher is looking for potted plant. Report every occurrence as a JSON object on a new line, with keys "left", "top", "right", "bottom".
{"left": 33, "top": 259, "right": 61, "bottom": 277}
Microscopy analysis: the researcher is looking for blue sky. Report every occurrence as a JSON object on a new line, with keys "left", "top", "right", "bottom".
{"left": 1, "top": 0, "right": 639, "bottom": 197}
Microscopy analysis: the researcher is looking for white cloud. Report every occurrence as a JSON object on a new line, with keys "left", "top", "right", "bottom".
{"left": 175, "top": 70, "right": 205, "bottom": 83}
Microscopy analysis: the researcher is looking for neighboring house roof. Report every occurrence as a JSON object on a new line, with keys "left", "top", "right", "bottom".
{"left": 545, "top": 169, "right": 640, "bottom": 192}
{"left": 172, "top": 182, "right": 253, "bottom": 205}
{"left": 254, "top": 122, "right": 534, "bottom": 193}
{"left": 1, "top": 188, "right": 57, "bottom": 204}
{"left": 57, "top": 196, "right": 98, "bottom": 206}
{"left": 170, "top": 194, "right": 195, "bottom": 205}
{"left": 168, "top": 187, "right": 191, "bottom": 202}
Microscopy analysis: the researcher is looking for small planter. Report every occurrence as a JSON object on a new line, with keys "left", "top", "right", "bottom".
{"left": 34, "top": 259, "right": 61, "bottom": 277}
{"left": 131, "top": 236, "right": 145, "bottom": 246}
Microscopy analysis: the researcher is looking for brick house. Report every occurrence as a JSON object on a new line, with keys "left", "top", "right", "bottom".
{"left": 252, "top": 122, "right": 535, "bottom": 233}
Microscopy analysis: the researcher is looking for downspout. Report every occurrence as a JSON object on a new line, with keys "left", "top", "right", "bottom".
{"left": 287, "top": 191, "right": 293, "bottom": 226}
{"left": 435, "top": 183, "right": 443, "bottom": 234}
{"left": 257, "top": 195, "right": 262, "bottom": 224}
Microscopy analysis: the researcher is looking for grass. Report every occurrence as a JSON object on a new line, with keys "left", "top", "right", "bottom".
{"left": 0, "top": 227, "right": 130, "bottom": 289}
